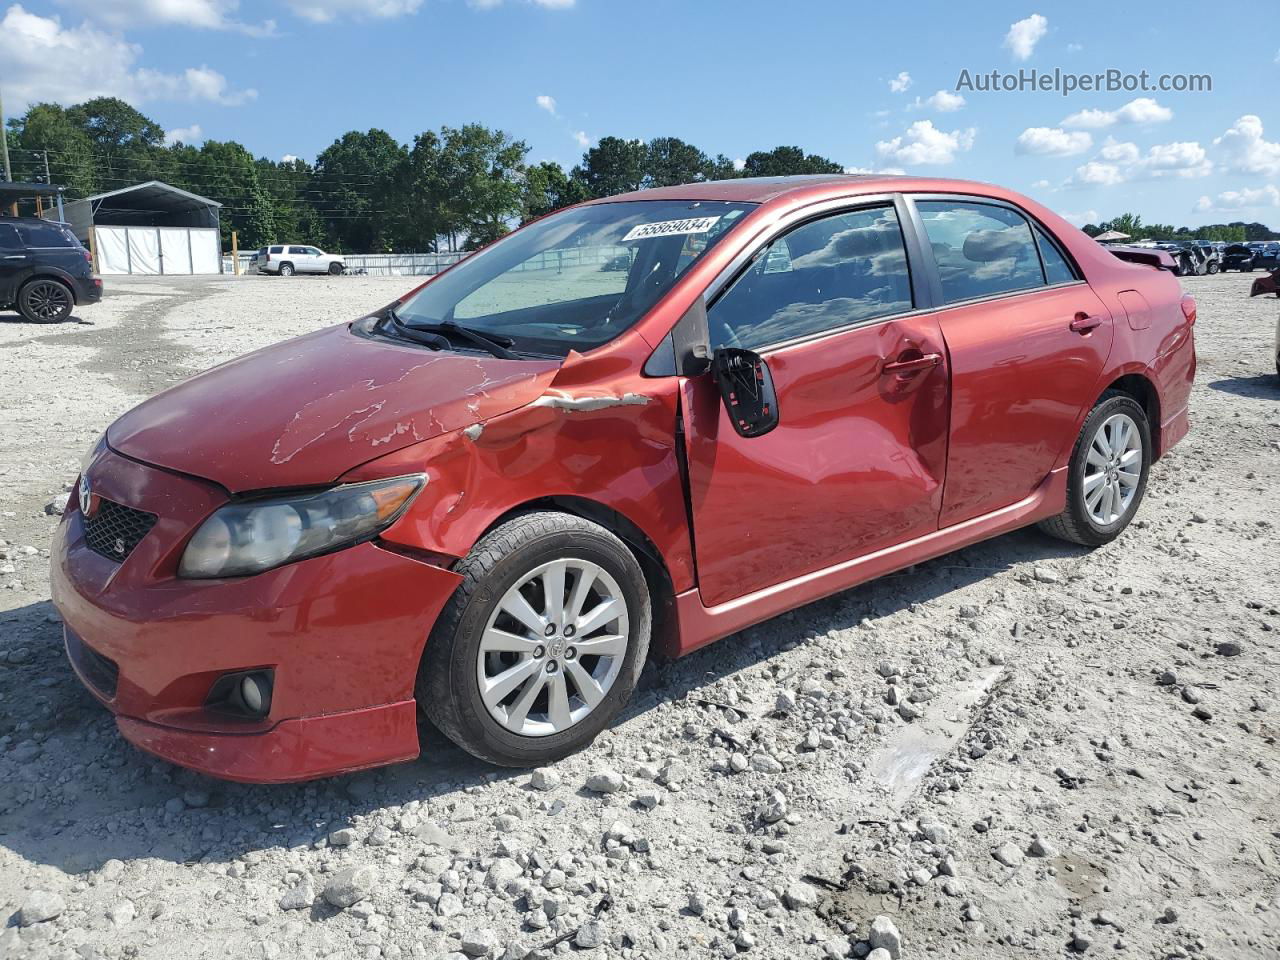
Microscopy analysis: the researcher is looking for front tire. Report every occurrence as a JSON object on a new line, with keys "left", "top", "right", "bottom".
{"left": 328, "top": 262, "right": 343, "bottom": 276}
{"left": 1038, "top": 392, "right": 1151, "bottom": 547}
{"left": 18, "top": 279, "right": 73, "bottom": 323}
{"left": 419, "top": 512, "right": 651, "bottom": 767}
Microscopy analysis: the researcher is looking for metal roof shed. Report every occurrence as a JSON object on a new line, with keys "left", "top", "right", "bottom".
{"left": 64, "top": 180, "right": 221, "bottom": 241}
{"left": 64, "top": 181, "right": 224, "bottom": 275}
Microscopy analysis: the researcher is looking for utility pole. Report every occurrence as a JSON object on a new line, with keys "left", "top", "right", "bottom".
{"left": 41, "top": 150, "right": 50, "bottom": 185}
{"left": 0, "top": 85, "right": 12, "bottom": 183}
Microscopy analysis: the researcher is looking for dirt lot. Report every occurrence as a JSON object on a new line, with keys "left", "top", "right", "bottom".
{"left": 0, "top": 272, "right": 1277, "bottom": 960}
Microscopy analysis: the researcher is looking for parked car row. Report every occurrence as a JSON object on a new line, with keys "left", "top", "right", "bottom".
{"left": 1221, "top": 241, "right": 1280, "bottom": 272}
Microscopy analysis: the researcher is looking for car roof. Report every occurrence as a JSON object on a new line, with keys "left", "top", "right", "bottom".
{"left": 0, "top": 216, "right": 72, "bottom": 226}
{"left": 587, "top": 174, "right": 1022, "bottom": 206}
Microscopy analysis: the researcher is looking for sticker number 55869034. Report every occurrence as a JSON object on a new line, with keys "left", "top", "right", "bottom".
{"left": 621, "top": 216, "right": 722, "bottom": 242}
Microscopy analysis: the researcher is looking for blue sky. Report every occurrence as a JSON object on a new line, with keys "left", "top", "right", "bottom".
{"left": 3, "top": 0, "right": 1280, "bottom": 226}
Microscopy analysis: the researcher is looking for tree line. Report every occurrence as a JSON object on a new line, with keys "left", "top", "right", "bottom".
{"left": 4, "top": 97, "right": 843, "bottom": 252}
{"left": 10, "top": 98, "right": 1275, "bottom": 253}
{"left": 1081, "top": 212, "right": 1276, "bottom": 243}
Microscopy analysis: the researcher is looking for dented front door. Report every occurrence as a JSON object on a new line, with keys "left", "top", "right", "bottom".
{"left": 681, "top": 315, "right": 950, "bottom": 608}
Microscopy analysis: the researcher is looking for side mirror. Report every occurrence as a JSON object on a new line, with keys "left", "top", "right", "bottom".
{"left": 712, "top": 348, "right": 779, "bottom": 438}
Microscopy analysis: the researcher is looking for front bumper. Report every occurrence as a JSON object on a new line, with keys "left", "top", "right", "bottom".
{"left": 51, "top": 447, "right": 463, "bottom": 783}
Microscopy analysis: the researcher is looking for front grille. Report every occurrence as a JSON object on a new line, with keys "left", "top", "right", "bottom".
{"left": 84, "top": 498, "right": 157, "bottom": 563}
{"left": 66, "top": 630, "right": 119, "bottom": 699}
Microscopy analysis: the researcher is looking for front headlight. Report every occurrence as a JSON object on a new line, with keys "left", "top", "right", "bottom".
{"left": 178, "top": 474, "right": 425, "bottom": 579}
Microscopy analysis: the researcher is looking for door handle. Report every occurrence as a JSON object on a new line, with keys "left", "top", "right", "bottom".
{"left": 3, "top": 254, "right": 28, "bottom": 261}
{"left": 1069, "top": 313, "right": 1103, "bottom": 334}
{"left": 882, "top": 353, "right": 943, "bottom": 375}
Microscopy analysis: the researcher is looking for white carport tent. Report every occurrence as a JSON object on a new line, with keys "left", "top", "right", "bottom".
{"left": 63, "top": 181, "right": 224, "bottom": 275}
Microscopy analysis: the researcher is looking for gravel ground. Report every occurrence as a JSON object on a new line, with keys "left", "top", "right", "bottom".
{"left": 0, "top": 271, "right": 1277, "bottom": 960}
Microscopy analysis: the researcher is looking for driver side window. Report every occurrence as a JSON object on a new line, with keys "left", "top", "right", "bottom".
{"left": 708, "top": 205, "right": 913, "bottom": 350}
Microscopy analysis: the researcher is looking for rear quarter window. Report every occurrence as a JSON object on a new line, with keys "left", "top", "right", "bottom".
{"left": 18, "top": 222, "right": 78, "bottom": 248}
{"left": 1034, "top": 226, "right": 1078, "bottom": 285}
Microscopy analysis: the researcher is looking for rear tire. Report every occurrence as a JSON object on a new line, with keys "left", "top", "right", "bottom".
{"left": 279, "top": 263, "right": 295, "bottom": 277}
{"left": 418, "top": 512, "right": 651, "bottom": 767}
{"left": 1038, "top": 392, "right": 1151, "bottom": 547}
{"left": 17, "top": 279, "right": 73, "bottom": 323}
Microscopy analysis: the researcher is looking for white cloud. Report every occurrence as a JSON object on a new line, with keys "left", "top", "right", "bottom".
{"left": 1031, "top": 179, "right": 1050, "bottom": 189}
{"left": 1072, "top": 161, "right": 1125, "bottom": 186}
{"left": 286, "top": 0, "right": 421, "bottom": 22}
{"left": 1066, "top": 42, "right": 1083, "bottom": 53}
{"left": 57, "top": 0, "right": 273, "bottom": 34}
{"left": 843, "top": 165, "right": 907, "bottom": 176}
{"left": 888, "top": 71, "right": 912, "bottom": 93}
{"left": 1060, "top": 209, "right": 1099, "bottom": 227}
{"left": 910, "top": 89, "right": 966, "bottom": 113}
{"left": 1140, "top": 141, "right": 1211, "bottom": 179}
{"left": 1004, "top": 13, "right": 1047, "bottom": 61}
{"left": 281, "top": 154, "right": 300, "bottom": 163}
{"left": 535, "top": 94, "right": 557, "bottom": 116}
{"left": 1015, "top": 127, "right": 1092, "bottom": 156}
{"left": 1195, "top": 185, "right": 1280, "bottom": 212}
{"left": 1069, "top": 137, "right": 1211, "bottom": 186}
{"left": 732, "top": 157, "right": 745, "bottom": 172}
{"left": 471, "top": 0, "right": 574, "bottom": 7}
{"left": 0, "top": 5, "right": 256, "bottom": 110}
{"left": 1213, "top": 115, "right": 1280, "bottom": 177}
{"left": 1097, "top": 139, "right": 1140, "bottom": 164}
{"left": 1062, "top": 97, "right": 1173, "bottom": 129}
{"left": 572, "top": 130, "right": 590, "bottom": 148}
{"left": 164, "top": 124, "right": 202, "bottom": 145}
{"left": 875, "top": 120, "right": 976, "bottom": 166}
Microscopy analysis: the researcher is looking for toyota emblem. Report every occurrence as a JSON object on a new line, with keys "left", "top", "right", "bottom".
{"left": 79, "top": 477, "right": 95, "bottom": 517}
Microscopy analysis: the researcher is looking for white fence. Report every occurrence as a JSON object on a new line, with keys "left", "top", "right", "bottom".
{"left": 221, "top": 251, "right": 471, "bottom": 276}
{"left": 218, "top": 245, "right": 634, "bottom": 278}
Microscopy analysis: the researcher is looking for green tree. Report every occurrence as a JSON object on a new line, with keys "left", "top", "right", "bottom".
{"left": 11, "top": 104, "right": 97, "bottom": 197}
{"left": 643, "top": 137, "right": 709, "bottom": 187}
{"left": 312, "top": 129, "right": 408, "bottom": 252}
{"left": 1100, "top": 212, "right": 1144, "bottom": 237}
{"left": 572, "top": 136, "right": 647, "bottom": 199}
{"left": 521, "top": 160, "right": 586, "bottom": 223}
{"left": 438, "top": 124, "right": 528, "bottom": 250}
{"left": 741, "top": 145, "right": 842, "bottom": 177}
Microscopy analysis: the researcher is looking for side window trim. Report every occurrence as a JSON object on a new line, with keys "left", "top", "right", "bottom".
{"left": 903, "top": 193, "right": 1086, "bottom": 308}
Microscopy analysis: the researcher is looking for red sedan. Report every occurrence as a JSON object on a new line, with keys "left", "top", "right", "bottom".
{"left": 51, "top": 175, "right": 1196, "bottom": 782}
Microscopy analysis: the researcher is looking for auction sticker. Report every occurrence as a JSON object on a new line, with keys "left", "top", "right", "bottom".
{"left": 621, "top": 216, "right": 721, "bottom": 242}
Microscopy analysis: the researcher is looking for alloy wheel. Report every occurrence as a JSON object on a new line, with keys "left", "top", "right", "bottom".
{"left": 476, "top": 558, "right": 629, "bottom": 737}
{"left": 1083, "top": 412, "right": 1142, "bottom": 526}
{"left": 24, "top": 282, "right": 71, "bottom": 321}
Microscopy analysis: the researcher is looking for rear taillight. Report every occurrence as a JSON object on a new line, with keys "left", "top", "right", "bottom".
{"left": 1180, "top": 294, "right": 1197, "bottom": 325}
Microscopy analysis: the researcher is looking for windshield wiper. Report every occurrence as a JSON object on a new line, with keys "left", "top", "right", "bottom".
{"left": 400, "top": 319, "right": 519, "bottom": 360}
{"left": 382, "top": 308, "right": 449, "bottom": 350}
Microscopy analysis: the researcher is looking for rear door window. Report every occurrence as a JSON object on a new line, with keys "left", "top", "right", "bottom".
{"left": 915, "top": 200, "right": 1045, "bottom": 303}
{"left": 18, "top": 221, "right": 77, "bottom": 248}
{"left": 708, "top": 204, "right": 914, "bottom": 350}
{"left": 1034, "top": 226, "right": 1077, "bottom": 285}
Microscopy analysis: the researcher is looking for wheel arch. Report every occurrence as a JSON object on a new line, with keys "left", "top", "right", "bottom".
{"left": 20, "top": 272, "right": 77, "bottom": 304}
{"left": 1100, "top": 371, "right": 1162, "bottom": 458}
{"left": 473, "top": 496, "right": 680, "bottom": 660}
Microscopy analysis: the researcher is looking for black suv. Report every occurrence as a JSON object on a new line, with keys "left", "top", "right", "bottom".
{"left": 0, "top": 218, "right": 102, "bottom": 323}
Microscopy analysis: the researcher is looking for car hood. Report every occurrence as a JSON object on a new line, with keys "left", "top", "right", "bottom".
{"left": 107, "top": 323, "right": 561, "bottom": 492}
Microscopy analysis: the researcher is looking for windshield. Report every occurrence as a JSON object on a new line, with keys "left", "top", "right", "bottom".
{"left": 393, "top": 200, "right": 755, "bottom": 357}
